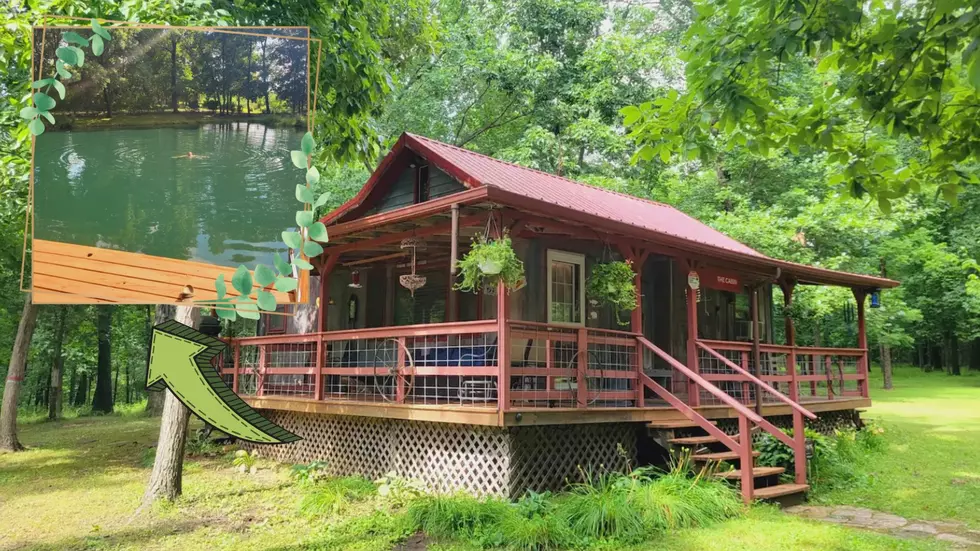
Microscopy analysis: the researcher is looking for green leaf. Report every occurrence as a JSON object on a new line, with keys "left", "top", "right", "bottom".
{"left": 39, "top": 111, "right": 55, "bottom": 125}
{"left": 296, "top": 210, "right": 314, "bottom": 228}
{"left": 31, "top": 78, "right": 54, "bottom": 89}
{"left": 235, "top": 302, "right": 260, "bottom": 320}
{"left": 256, "top": 290, "right": 277, "bottom": 311}
{"left": 232, "top": 265, "right": 253, "bottom": 297}
{"left": 91, "top": 18, "right": 111, "bottom": 41}
{"left": 306, "top": 166, "right": 320, "bottom": 186}
{"left": 91, "top": 34, "right": 104, "bottom": 56}
{"left": 68, "top": 46, "right": 85, "bottom": 67}
{"left": 314, "top": 192, "right": 330, "bottom": 209}
{"left": 273, "top": 252, "right": 291, "bottom": 275}
{"left": 308, "top": 222, "right": 328, "bottom": 242}
{"left": 56, "top": 60, "right": 72, "bottom": 79}
{"left": 215, "top": 274, "right": 227, "bottom": 299}
{"left": 301, "top": 132, "right": 316, "bottom": 156}
{"left": 304, "top": 240, "right": 324, "bottom": 258}
{"left": 216, "top": 305, "right": 237, "bottom": 320}
{"left": 19, "top": 106, "right": 38, "bottom": 120}
{"left": 969, "top": 57, "right": 980, "bottom": 90}
{"left": 62, "top": 31, "right": 89, "bottom": 47}
{"left": 295, "top": 184, "right": 314, "bottom": 204}
{"left": 56, "top": 47, "right": 77, "bottom": 66}
{"left": 293, "top": 258, "right": 314, "bottom": 271}
{"left": 28, "top": 118, "right": 45, "bottom": 136}
{"left": 33, "top": 92, "right": 55, "bottom": 111}
{"left": 52, "top": 80, "right": 66, "bottom": 100}
{"left": 275, "top": 276, "right": 299, "bottom": 293}
{"left": 290, "top": 150, "right": 307, "bottom": 169}
{"left": 282, "top": 231, "right": 303, "bottom": 250}
{"left": 254, "top": 264, "right": 276, "bottom": 287}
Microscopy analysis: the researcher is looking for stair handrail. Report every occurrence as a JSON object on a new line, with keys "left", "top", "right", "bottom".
{"left": 696, "top": 341, "right": 818, "bottom": 421}
{"left": 636, "top": 337, "right": 764, "bottom": 425}
{"left": 638, "top": 372, "right": 741, "bottom": 452}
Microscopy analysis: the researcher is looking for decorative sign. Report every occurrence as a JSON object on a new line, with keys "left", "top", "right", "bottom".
{"left": 687, "top": 270, "right": 700, "bottom": 290}
{"left": 701, "top": 269, "right": 741, "bottom": 292}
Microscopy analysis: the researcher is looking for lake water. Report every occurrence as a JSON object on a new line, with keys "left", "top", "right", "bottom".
{"left": 34, "top": 123, "right": 304, "bottom": 269}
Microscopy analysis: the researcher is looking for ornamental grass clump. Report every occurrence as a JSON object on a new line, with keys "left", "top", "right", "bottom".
{"left": 298, "top": 476, "right": 376, "bottom": 517}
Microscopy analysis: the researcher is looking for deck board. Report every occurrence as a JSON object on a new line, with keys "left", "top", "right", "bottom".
{"left": 32, "top": 239, "right": 295, "bottom": 305}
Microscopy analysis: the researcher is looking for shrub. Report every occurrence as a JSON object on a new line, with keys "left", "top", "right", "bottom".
{"left": 299, "top": 476, "right": 376, "bottom": 516}
{"left": 407, "top": 493, "right": 511, "bottom": 543}
{"left": 554, "top": 469, "right": 647, "bottom": 543}
{"left": 291, "top": 460, "right": 330, "bottom": 484}
{"left": 755, "top": 425, "right": 885, "bottom": 493}
{"left": 375, "top": 471, "right": 426, "bottom": 507}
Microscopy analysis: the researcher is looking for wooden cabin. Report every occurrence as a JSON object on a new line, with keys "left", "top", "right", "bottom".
{"left": 225, "top": 132, "right": 898, "bottom": 502}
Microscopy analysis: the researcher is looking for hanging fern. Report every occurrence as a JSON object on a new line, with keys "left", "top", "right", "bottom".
{"left": 586, "top": 260, "right": 638, "bottom": 324}
{"left": 455, "top": 233, "right": 525, "bottom": 294}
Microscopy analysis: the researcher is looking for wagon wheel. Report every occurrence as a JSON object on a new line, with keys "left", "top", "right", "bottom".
{"left": 825, "top": 358, "right": 846, "bottom": 397}
{"left": 564, "top": 349, "right": 604, "bottom": 406}
{"left": 372, "top": 338, "right": 416, "bottom": 402}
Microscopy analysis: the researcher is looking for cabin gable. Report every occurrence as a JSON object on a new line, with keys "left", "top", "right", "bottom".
{"left": 360, "top": 154, "right": 467, "bottom": 218}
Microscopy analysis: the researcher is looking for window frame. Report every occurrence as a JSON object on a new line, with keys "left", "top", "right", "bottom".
{"left": 263, "top": 305, "right": 287, "bottom": 334}
{"left": 546, "top": 249, "right": 586, "bottom": 327}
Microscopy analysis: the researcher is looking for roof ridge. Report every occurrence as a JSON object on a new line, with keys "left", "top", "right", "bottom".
{"left": 406, "top": 132, "right": 678, "bottom": 209}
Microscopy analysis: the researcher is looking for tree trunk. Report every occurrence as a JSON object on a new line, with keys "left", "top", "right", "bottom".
{"left": 171, "top": 34, "right": 178, "bottom": 113}
{"left": 262, "top": 41, "right": 271, "bottom": 114}
{"left": 246, "top": 43, "right": 252, "bottom": 115}
{"left": 92, "top": 306, "right": 114, "bottom": 413}
{"left": 146, "top": 304, "right": 176, "bottom": 415}
{"left": 48, "top": 307, "right": 68, "bottom": 420}
{"left": 0, "top": 297, "right": 40, "bottom": 452}
{"left": 917, "top": 342, "right": 925, "bottom": 369}
{"left": 140, "top": 306, "right": 200, "bottom": 507}
{"left": 950, "top": 333, "right": 961, "bottom": 376}
{"left": 881, "top": 343, "right": 893, "bottom": 390}
{"left": 102, "top": 86, "right": 112, "bottom": 118}
{"left": 971, "top": 338, "right": 980, "bottom": 371}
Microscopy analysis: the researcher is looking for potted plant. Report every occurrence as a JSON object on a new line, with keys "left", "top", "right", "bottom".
{"left": 586, "top": 259, "right": 638, "bottom": 324}
{"left": 455, "top": 233, "right": 525, "bottom": 293}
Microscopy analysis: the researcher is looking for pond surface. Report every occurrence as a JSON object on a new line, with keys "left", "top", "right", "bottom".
{"left": 34, "top": 123, "right": 303, "bottom": 268}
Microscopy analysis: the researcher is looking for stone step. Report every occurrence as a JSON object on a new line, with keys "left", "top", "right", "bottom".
{"left": 752, "top": 483, "right": 810, "bottom": 500}
{"left": 691, "top": 450, "right": 760, "bottom": 462}
{"left": 714, "top": 466, "right": 785, "bottom": 480}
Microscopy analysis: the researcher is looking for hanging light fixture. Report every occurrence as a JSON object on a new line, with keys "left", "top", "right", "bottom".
{"left": 870, "top": 290, "right": 881, "bottom": 308}
{"left": 399, "top": 237, "right": 427, "bottom": 296}
{"left": 348, "top": 269, "right": 362, "bottom": 289}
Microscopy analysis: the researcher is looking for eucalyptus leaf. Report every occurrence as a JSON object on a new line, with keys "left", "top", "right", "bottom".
{"left": 91, "top": 34, "right": 104, "bottom": 56}
{"left": 33, "top": 92, "right": 55, "bottom": 111}
{"left": 18, "top": 107, "right": 37, "bottom": 120}
{"left": 235, "top": 302, "right": 260, "bottom": 320}
{"left": 91, "top": 18, "right": 111, "bottom": 41}
{"left": 295, "top": 184, "right": 314, "bottom": 204}
{"left": 55, "top": 47, "right": 77, "bottom": 66}
{"left": 290, "top": 150, "right": 307, "bottom": 169}
{"left": 293, "top": 258, "right": 314, "bottom": 271}
{"left": 282, "top": 231, "right": 303, "bottom": 250}
{"left": 303, "top": 240, "right": 324, "bottom": 258}
{"left": 31, "top": 78, "right": 54, "bottom": 88}
{"left": 306, "top": 166, "right": 320, "bottom": 186}
{"left": 56, "top": 60, "right": 72, "bottom": 79}
{"left": 301, "top": 132, "right": 316, "bottom": 155}
{"left": 273, "top": 252, "right": 291, "bottom": 275}
{"left": 254, "top": 264, "right": 276, "bottom": 287}
{"left": 256, "top": 290, "right": 277, "bottom": 311}
{"left": 62, "top": 31, "right": 89, "bottom": 47}
{"left": 215, "top": 274, "right": 227, "bottom": 299}
{"left": 314, "top": 192, "right": 331, "bottom": 209}
{"left": 28, "top": 118, "right": 45, "bottom": 136}
{"left": 275, "top": 276, "right": 299, "bottom": 293}
{"left": 296, "top": 210, "right": 314, "bottom": 228}
{"left": 231, "top": 265, "right": 253, "bottom": 297}
{"left": 215, "top": 305, "right": 237, "bottom": 320}
{"left": 52, "top": 80, "right": 66, "bottom": 100}
{"left": 68, "top": 46, "right": 85, "bottom": 67}
{"left": 39, "top": 111, "right": 55, "bottom": 125}
{"left": 308, "top": 222, "right": 328, "bottom": 242}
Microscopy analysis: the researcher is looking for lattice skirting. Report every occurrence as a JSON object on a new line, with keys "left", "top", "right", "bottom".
{"left": 243, "top": 410, "right": 637, "bottom": 498}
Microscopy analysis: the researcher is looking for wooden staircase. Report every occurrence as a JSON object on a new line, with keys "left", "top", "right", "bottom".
{"left": 636, "top": 337, "right": 818, "bottom": 504}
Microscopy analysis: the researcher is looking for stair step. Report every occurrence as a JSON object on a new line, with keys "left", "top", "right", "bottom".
{"left": 714, "top": 466, "right": 785, "bottom": 480}
{"left": 647, "top": 419, "right": 718, "bottom": 429}
{"left": 752, "top": 483, "right": 809, "bottom": 500}
{"left": 691, "top": 450, "right": 760, "bottom": 462}
{"left": 669, "top": 435, "right": 739, "bottom": 446}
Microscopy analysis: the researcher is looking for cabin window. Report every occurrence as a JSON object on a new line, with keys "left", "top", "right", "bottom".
{"left": 415, "top": 165, "right": 430, "bottom": 203}
{"left": 263, "top": 305, "right": 287, "bottom": 334}
{"left": 547, "top": 250, "right": 585, "bottom": 326}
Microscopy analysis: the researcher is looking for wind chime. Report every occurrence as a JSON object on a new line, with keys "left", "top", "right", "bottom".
{"left": 399, "top": 237, "right": 427, "bottom": 296}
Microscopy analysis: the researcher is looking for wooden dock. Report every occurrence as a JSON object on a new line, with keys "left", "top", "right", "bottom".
{"left": 32, "top": 239, "right": 297, "bottom": 305}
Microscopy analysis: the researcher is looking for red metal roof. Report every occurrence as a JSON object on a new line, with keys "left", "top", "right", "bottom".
{"left": 322, "top": 133, "right": 899, "bottom": 289}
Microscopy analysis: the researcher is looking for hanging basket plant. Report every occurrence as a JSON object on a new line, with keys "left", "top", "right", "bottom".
{"left": 586, "top": 260, "right": 638, "bottom": 324}
{"left": 456, "top": 233, "right": 525, "bottom": 294}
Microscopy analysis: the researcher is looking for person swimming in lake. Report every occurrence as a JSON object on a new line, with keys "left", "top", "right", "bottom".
{"left": 172, "top": 151, "right": 207, "bottom": 159}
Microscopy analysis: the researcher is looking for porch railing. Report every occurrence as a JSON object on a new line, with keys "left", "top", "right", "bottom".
{"left": 695, "top": 339, "right": 868, "bottom": 407}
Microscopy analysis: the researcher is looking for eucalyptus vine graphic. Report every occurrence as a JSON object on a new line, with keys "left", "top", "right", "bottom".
{"left": 20, "top": 19, "right": 110, "bottom": 136}
{"left": 208, "top": 131, "right": 330, "bottom": 320}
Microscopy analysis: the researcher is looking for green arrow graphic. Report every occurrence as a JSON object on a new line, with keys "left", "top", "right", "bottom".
{"left": 146, "top": 320, "right": 300, "bottom": 444}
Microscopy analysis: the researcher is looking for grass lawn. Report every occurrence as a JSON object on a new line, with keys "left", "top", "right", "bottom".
{"left": 0, "top": 367, "right": 974, "bottom": 550}
{"left": 817, "top": 365, "right": 980, "bottom": 528}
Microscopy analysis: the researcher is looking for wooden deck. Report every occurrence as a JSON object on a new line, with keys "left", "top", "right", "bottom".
{"left": 244, "top": 395, "right": 870, "bottom": 427}
{"left": 32, "top": 239, "right": 296, "bottom": 305}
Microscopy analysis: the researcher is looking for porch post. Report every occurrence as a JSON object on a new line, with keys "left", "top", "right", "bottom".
{"left": 750, "top": 285, "right": 763, "bottom": 415}
{"left": 853, "top": 288, "right": 869, "bottom": 398}
{"left": 316, "top": 254, "right": 339, "bottom": 333}
{"left": 685, "top": 260, "right": 700, "bottom": 407}
{"left": 779, "top": 278, "right": 800, "bottom": 403}
{"left": 495, "top": 211, "right": 510, "bottom": 414}
{"left": 618, "top": 244, "right": 647, "bottom": 408}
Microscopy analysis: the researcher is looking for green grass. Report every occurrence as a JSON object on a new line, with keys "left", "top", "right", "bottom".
{"left": 0, "top": 368, "right": 974, "bottom": 550}
{"left": 816, "top": 365, "right": 980, "bottom": 528}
